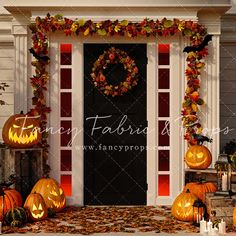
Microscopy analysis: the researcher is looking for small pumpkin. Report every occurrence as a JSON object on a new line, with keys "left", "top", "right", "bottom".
{"left": 2, "top": 111, "right": 41, "bottom": 148}
{"left": 0, "top": 188, "right": 23, "bottom": 221}
{"left": 24, "top": 193, "right": 48, "bottom": 221}
{"left": 171, "top": 189, "right": 198, "bottom": 221}
{"left": 183, "top": 182, "right": 217, "bottom": 203}
{"left": 185, "top": 145, "right": 212, "bottom": 169}
{"left": 31, "top": 178, "right": 66, "bottom": 212}
{"left": 5, "top": 207, "right": 27, "bottom": 227}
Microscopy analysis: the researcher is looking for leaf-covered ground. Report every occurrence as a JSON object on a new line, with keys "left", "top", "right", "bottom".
{"left": 1, "top": 206, "right": 232, "bottom": 234}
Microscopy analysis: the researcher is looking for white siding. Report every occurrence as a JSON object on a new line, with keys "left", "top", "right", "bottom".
{"left": 220, "top": 44, "right": 236, "bottom": 150}
{"left": 0, "top": 13, "right": 14, "bottom": 141}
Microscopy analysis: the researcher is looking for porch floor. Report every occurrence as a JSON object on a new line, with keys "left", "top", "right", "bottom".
{"left": 2, "top": 206, "right": 235, "bottom": 235}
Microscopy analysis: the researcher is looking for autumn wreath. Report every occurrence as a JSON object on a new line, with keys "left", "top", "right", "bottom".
{"left": 90, "top": 47, "right": 139, "bottom": 97}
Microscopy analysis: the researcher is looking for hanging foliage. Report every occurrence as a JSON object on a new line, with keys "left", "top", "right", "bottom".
{"left": 29, "top": 14, "right": 211, "bottom": 173}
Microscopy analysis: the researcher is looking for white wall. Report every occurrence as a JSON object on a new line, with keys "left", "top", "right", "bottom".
{"left": 220, "top": 11, "right": 236, "bottom": 151}
{"left": 0, "top": 6, "right": 14, "bottom": 141}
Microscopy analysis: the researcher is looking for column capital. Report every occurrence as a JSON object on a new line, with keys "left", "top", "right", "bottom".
{"left": 11, "top": 13, "right": 31, "bottom": 35}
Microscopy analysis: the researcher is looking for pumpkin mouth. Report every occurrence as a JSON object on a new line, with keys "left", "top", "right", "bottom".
{"left": 31, "top": 211, "right": 44, "bottom": 219}
{"left": 8, "top": 127, "right": 38, "bottom": 144}
{"left": 48, "top": 197, "right": 65, "bottom": 208}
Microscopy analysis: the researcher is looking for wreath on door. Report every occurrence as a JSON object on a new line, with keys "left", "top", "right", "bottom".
{"left": 90, "top": 47, "right": 139, "bottom": 97}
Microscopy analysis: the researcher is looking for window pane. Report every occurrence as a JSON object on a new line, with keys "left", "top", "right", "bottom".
{"left": 61, "top": 68, "right": 72, "bottom": 89}
{"left": 60, "top": 44, "right": 72, "bottom": 65}
{"left": 158, "top": 175, "right": 170, "bottom": 196}
{"left": 158, "top": 93, "right": 169, "bottom": 117}
{"left": 158, "top": 150, "right": 169, "bottom": 171}
{"left": 158, "top": 44, "right": 169, "bottom": 65}
{"left": 61, "top": 121, "right": 72, "bottom": 147}
{"left": 158, "top": 69, "right": 169, "bottom": 89}
{"left": 61, "top": 92, "right": 72, "bottom": 117}
{"left": 158, "top": 120, "right": 170, "bottom": 146}
{"left": 61, "top": 150, "right": 72, "bottom": 171}
{"left": 61, "top": 175, "right": 72, "bottom": 196}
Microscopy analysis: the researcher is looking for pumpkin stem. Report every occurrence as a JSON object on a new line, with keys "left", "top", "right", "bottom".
{"left": 186, "top": 189, "right": 190, "bottom": 193}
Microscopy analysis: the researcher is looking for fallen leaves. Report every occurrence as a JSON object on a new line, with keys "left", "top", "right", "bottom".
{"left": 1, "top": 206, "right": 209, "bottom": 234}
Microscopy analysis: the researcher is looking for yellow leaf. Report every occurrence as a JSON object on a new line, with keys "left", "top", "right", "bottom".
{"left": 163, "top": 20, "right": 173, "bottom": 28}
{"left": 178, "top": 22, "right": 185, "bottom": 31}
{"left": 84, "top": 28, "right": 90, "bottom": 36}
{"left": 120, "top": 20, "right": 129, "bottom": 26}
{"left": 97, "top": 29, "right": 107, "bottom": 36}
{"left": 114, "top": 25, "right": 121, "bottom": 32}
{"left": 127, "top": 32, "right": 132, "bottom": 37}
{"left": 96, "top": 23, "right": 102, "bottom": 29}
{"left": 191, "top": 103, "right": 198, "bottom": 112}
{"left": 77, "top": 19, "right": 85, "bottom": 27}
{"left": 188, "top": 51, "right": 197, "bottom": 58}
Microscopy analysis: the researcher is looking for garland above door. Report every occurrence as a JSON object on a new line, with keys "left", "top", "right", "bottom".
{"left": 29, "top": 14, "right": 211, "bottom": 173}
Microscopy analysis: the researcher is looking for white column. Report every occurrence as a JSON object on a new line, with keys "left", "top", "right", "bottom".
{"left": 198, "top": 12, "right": 221, "bottom": 165}
{"left": 12, "top": 17, "right": 29, "bottom": 114}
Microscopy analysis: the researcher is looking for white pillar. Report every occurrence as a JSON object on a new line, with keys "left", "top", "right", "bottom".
{"left": 12, "top": 15, "right": 30, "bottom": 114}
{"left": 198, "top": 12, "right": 221, "bottom": 165}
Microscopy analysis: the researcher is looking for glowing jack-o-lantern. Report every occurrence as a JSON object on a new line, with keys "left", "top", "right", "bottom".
{"left": 171, "top": 189, "right": 198, "bottom": 222}
{"left": 185, "top": 145, "right": 212, "bottom": 169}
{"left": 2, "top": 111, "right": 41, "bottom": 148}
{"left": 24, "top": 193, "right": 48, "bottom": 221}
{"left": 31, "top": 178, "right": 66, "bottom": 212}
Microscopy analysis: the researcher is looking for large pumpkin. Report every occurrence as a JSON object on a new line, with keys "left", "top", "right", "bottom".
{"left": 24, "top": 193, "right": 48, "bottom": 221}
{"left": 171, "top": 189, "right": 198, "bottom": 221}
{"left": 183, "top": 182, "right": 217, "bottom": 203}
{"left": 185, "top": 145, "right": 212, "bottom": 169}
{"left": 0, "top": 188, "right": 23, "bottom": 221}
{"left": 31, "top": 178, "right": 66, "bottom": 212}
{"left": 2, "top": 111, "right": 41, "bottom": 148}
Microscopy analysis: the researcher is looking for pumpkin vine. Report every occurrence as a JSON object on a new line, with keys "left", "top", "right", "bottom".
{"left": 29, "top": 14, "right": 210, "bottom": 173}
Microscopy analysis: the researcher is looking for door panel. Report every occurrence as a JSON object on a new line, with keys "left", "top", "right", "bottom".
{"left": 84, "top": 43, "right": 147, "bottom": 205}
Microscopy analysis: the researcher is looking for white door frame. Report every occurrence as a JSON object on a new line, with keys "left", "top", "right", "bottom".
{"left": 49, "top": 34, "right": 183, "bottom": 205}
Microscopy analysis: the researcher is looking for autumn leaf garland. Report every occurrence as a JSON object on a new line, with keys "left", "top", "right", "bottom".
{"left": 29, "top": 14, "right": 210, "bottom": 170}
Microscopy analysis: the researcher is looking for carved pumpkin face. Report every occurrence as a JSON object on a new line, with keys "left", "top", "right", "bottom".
{"left": 171, "top": 189, "right": 198, "bottom": 222}
{"left": 2, "top": 112, "right": 41, "bottom": 148}
{"left": 185, "top": 145, "right": 212, "bottom": 169}
{"left": 24, "top": 193, "right": 48, "bottom": 221}
{"left": 31, "top": 178, "right": 66, "bottom": 212}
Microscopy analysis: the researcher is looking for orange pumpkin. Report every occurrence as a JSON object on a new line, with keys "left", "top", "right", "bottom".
{"left": 172, "top": 189, "right": 198, "bottom": 221}
{"left": 2, "top": 111, "right": 41, "bottom": 148}
{"left": 0, "top": 188, "right": 23, "bottom": 221}
{"left": 31, "top": 178, "right": 66, "bottom": 212}
{"left": 24, "top": 193, "right": 48, "bottom": 221}
{"left": 183, "top": 182, "right": 217, "bottom": 203}
{"left": 185, "top": 145, "right": 212, "bottom": 169}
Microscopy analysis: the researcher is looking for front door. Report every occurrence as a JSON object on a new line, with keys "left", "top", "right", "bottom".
{"left": 84, "top": 44, "right": 147, "bottom": 205}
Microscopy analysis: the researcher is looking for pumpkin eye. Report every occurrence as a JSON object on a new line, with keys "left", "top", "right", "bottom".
{"left": 27, "top": 124, "right": 34, "bottom": 129}
{"left": 188, "top": 152, "right": 193, "bottom": 158}
{"left": 50, "top": 190, "right": 58, "bottom": 196}
{"left": 196, "top": 152, "right": 204, "bottom": 158}
{"left": 38, "top": 203, "right": 43, "bottom": 210}
{"left": 13, "top": 124, "right": 20, "bottom": 128}
{"left": 32, "top": 204, "right": 37, "bottom": 211}
{"left": 59, "top": 188, "right": 63, "bottom": 195}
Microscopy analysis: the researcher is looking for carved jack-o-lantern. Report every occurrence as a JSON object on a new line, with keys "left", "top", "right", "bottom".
{"left": 2, "top": 111, "right": 41, "bottom": 148}
{"left": 24, "top": 193, "right": 48, "bottom": 221}
{"left": 31, "top": 178, "right": 66, "bottom": 212}
{"left": 185, "top": 145, "right": 212, "bottom": 169}
{"left": 171, "top": 189, "right": 198, "bottom": 222}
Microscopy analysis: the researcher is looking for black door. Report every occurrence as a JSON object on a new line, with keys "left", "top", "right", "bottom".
{"left": 84, "top": 44, "right": 147, "bottom": 205}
